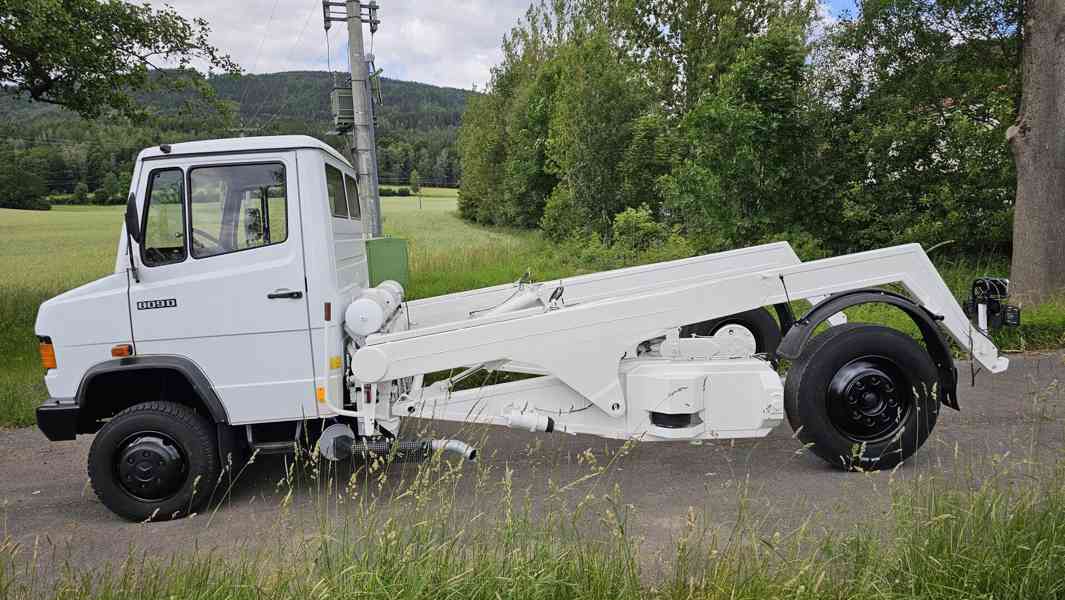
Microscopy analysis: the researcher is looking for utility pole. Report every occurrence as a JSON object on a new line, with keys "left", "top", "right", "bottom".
{"left": 324, "top": 1, "right": 382, "bottom": 237}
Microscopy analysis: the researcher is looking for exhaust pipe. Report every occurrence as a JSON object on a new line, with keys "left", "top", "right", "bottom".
{"left": 318, "top": 424, "right": 476, "bottom": 462}
{"left": 430, "top": 439, "right": 477, "bottom": 461}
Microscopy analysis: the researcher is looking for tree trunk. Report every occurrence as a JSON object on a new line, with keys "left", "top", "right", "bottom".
{"left": 1008, "top": 0, "right": 1065, "bottom": 305}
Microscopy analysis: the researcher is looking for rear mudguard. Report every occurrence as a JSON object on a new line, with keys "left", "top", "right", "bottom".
{"left": 775, "top": 289, "right": 960, "bottom": 410}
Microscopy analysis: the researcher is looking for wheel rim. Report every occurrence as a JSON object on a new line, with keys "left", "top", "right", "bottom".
{"left": 825, "top": 356, "right": 913, "bottom": 442}
{"left": 711, "top": 323, "right": 758, "bottom": 355}
{"left": 115, "top": 431, "right": 188, "bottom": 502}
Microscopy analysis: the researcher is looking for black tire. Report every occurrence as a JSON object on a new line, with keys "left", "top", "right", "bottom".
{"left": 783, "top": 323, "right": 940, "bottom": 471}
{"left": 88, "top": 401, "right": 219, "bottom": 521}
{"left": 680, "top": 307, "right": 781, "bottom": 355}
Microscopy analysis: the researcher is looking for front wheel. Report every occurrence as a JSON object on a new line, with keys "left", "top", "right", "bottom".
{"left": 784, "top": 324, "right": 940, "bottom": 471}
{"left": 88, "top": 401, "right": 219, "bottom": 521}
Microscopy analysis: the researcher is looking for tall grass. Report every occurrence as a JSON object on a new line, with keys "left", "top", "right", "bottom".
{"left": 4, "top": 416, "right": 1065, "bottom": 599}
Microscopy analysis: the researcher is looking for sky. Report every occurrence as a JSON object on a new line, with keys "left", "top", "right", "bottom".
{"left": 152, "top": 0, "right": 858, "bottom": 90}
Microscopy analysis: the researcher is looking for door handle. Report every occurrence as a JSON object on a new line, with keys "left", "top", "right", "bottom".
{"left": 267, "top": 289, "right": 303, "bottom": 300}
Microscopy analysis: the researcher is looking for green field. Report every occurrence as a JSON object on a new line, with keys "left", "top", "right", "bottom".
{"left": 2, "top": 191, "right": 1064, "bottom": 428}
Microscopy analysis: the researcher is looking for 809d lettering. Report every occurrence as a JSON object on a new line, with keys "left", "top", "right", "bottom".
{"left": 136, "top": 298, "right": 177, "bottom": 310}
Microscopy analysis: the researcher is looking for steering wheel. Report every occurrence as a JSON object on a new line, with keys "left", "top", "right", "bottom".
{"left": 144, "top": 247, "right": 169, "bottom": 264}
{"left": 191, "top": 227, "right": 223, "bottom": 254}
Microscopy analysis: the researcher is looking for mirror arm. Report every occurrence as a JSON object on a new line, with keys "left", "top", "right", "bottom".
{"left": 124, "top": 193, "right": 141, "bottom": 283}
{"left": 126, "top": 229, "right": 141, "bottom": 284}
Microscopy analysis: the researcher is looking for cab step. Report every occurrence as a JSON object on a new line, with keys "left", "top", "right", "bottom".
{"left": 251, "top": 441, "right": 297, "bottom": 455}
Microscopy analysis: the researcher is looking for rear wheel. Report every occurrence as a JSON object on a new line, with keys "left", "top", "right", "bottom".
{"left": 680, "top": 307, "right": 781, "bottom": 356}
{"left": 784, "top": 324, "right": 940, "bottom": 471}
{"left": 88, "top": 401, "right": 219, "bottom": 521}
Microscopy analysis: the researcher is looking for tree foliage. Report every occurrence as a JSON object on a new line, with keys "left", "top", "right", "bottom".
{"left": 0, "top": 150, "right": 48, "bottom": 210}
{"left": 0, "top": 0, "right": 239, "bottom": 122}
{"left": 458, "top": 0, "right": 1022, "bottom": 259}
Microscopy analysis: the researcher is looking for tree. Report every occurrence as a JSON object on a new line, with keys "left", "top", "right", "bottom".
{"left": 432, "top": 148, "right": 450, "bottom": 183}
{"left": 810, "top": 0, "right": 1020, "bottom": 255}
{"left": 544, "top": 28, "right": 650, "bottom": 238}
{"left": 0, "top": 0, "right": 238, "bottom": 122}
{"left": 613, "top": 0, "right": 815, "bottom": 112}
{"left": 409, "top": 169, "right": 421, "bottom": 194}
{"left": 99, "top": 172, "right": 123, "bottom": 204}
{"left": 660, "top": 24, "right": 823, "bottom": 252}
{"left": 1008, "top": 0, "right": 1065, "bottom": 304}
{"left": 0, "top": 152, "right": 49, "bottom": 210}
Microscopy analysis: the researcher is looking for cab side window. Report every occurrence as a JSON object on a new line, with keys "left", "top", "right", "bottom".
{"left": 325, "top": 164, "right": 348, "bottom": 218}
{"left": 344, "top": 174, "right": 361, "bottom": 220}
{"left": 188, "top": 163, "right": 287, "bottom": 259}
{"left": 141, "top": 169, "right": 187, "bottom": 267}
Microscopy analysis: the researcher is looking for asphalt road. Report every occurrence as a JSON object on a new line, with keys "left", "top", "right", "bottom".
{"left": 3, "top": 352, "right": 1064, "bottom": 576}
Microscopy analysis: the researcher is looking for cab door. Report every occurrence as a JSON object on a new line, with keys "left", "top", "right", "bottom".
{"left": 129, "top": 154, "right": 318, "bottom": 424}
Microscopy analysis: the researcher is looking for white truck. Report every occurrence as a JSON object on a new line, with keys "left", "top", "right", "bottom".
{"left": 35, "top": 135, "right": 1009, "bottom": 521}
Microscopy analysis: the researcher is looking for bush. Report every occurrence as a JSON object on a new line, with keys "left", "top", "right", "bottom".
{"left": 74, "top": 182, "right": 90, "bottom": 204}
{"left": 549, "top": 206, "right": 694, "bottom": 273}
{"left": 611, "top": 205, "right": 670, "bottom": 253}
{"left": 540, "top": 184, "right": 582, "bottom": 241}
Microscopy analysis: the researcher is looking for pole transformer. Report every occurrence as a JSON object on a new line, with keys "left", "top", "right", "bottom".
{"left": 324, "top": 1, "right": 382, "bottom": 237}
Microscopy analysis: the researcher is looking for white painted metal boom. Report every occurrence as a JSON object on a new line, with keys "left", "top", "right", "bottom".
{"left": 404, "top": 241, "right": 805, "bottom": 327}
{"left": 348, "top": 243, "right": 1005, "bottom": 442}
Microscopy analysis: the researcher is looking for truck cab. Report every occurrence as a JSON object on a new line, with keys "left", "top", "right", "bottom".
{"left": 35, "top": 136, "right": 371, "bottom": 519}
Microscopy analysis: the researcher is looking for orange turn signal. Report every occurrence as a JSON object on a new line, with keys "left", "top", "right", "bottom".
{"left": 38, "top": 339, "right": 57, "bottom": 370}
{"left": 111, "top": 344, "right": 134, "bottom": 358}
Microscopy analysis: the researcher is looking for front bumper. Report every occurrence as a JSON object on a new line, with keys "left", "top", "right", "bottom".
{"left": 37, "top": 398, "right": 78, "bottom": 441}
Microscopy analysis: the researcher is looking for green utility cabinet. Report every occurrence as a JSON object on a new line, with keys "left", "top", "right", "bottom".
{"left": 365, "top": 237, "right": 410, "bottom": 289}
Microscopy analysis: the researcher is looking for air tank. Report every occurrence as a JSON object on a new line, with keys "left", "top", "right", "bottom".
{"left": 344, "top": 280, "right": 404, "bottom": 337}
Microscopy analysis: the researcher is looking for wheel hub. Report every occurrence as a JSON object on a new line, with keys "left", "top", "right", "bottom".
{"left": 712, "top": 323, "right": 757, "bottom": 356}
{"left": 827, "top": 359, "right": 909, "bottom": 442}
{"left": 116, "top": 433, "right": 187, "bottom": 501}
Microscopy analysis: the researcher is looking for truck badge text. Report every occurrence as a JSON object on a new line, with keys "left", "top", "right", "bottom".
{"left": 136, "top": 299, "right": 177, "bottom": 310}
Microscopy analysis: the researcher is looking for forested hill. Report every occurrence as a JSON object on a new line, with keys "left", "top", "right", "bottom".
{"left": 211, "top": 72, "right": 471, "bottom": 185}
{"left": 0, "top": 72, "right": 471, "bottom": 208}
{"left": 209, "top": 72, "right": 469, "bottom": 133}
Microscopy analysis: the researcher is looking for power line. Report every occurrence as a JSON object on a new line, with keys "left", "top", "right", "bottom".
{"left": 253, "top": 0, "right": 322, "bottom": 130}
{"left": 236, "top": 0, "right": 282, "bottom": 120}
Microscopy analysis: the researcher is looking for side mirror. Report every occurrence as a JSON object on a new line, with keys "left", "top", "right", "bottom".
{"left": 124, "top": 193, "right": 142, "bottom": 244}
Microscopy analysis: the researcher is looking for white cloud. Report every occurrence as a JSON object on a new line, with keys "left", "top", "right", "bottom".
{"left": 151, "top": 0, "right": 531, "bottom": 89}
